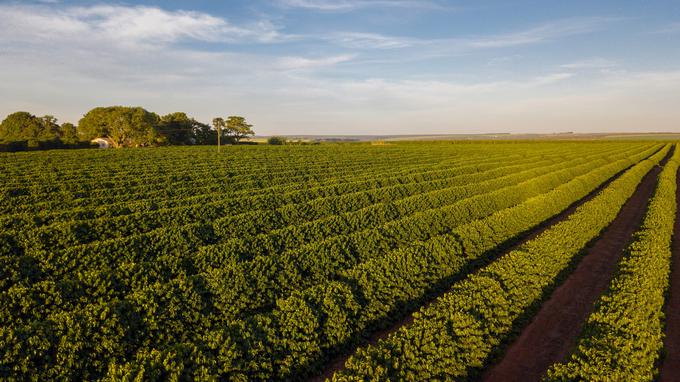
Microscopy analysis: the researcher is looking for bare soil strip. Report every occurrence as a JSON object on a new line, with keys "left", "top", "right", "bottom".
{"left": 660, "top": 168, "right": 680, "bottom": 382}
{"left": 309, "top": 152, "right": 661, "bottom": 382}
{"left": 482, "top": 160, "right": 664, "bottom": 382}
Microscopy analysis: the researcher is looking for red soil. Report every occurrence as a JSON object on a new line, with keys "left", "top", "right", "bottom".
{"left": 660, "top": 168, "right": 680, "bottom": 382}
{"left": 482, "top": 163, "right": 662, "bottom": 382}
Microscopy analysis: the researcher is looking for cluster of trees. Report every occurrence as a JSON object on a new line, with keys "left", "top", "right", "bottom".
{"left": 0, "top": 112, "right": 82, "bottom": 150}
{"left": 0, "top": 106, "right": 255, "bottom": 150}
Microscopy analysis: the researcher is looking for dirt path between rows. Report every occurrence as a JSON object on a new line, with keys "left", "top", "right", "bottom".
{"left": 660, "top": 168, "right": 680, "bottom": 382}
{"left": 309, "top": 149, "right": 665, "bottom": 382}
{"left": 482, "top": 158, "right": 665, "bottom": 382}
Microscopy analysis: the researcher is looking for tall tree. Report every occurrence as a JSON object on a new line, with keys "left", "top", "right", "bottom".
{"left": 0, "top": 111, "right": 60, "bottom": 146}
{"left": 78, "top": 106, "right": 161, "bottom": 148}
{"left": 58, "top": 122, "right": 79, "bottom": 145}
{"left": 159, "top": 112, "right": 193, "bottom": 145}
{"left": 192, "top": 120, "right": 216, "bottom": 145}
{"left": 224, "top": 116, "right": 254, "bottom": 143}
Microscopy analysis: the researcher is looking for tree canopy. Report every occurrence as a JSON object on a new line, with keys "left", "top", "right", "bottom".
{"left": 0, "top": 112, "right": 61, "bottom": 146}
{"left": 78, "top": 107, "right": 161, "bottom": 148}
{"left": 159, "top": 112, "right": 216, "bottom": 145}
{"left": 1, "top": 107, "right": 255, "bottom": 150}
{"left": 213, "top": 116, "right": 255, "bottom": 144}
{"left": 225, "top": 116, "right": 255, "bottom": 143}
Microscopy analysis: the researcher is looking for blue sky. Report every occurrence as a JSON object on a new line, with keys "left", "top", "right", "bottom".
{"left": 1, "top": 0, "right": 679, "bottom": 134}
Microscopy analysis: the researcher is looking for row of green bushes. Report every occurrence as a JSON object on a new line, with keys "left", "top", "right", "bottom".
{"left": 546, "top": 147, "right": 679, "bottom": 380}
{"left": 196, "top": 147, "right": 649, "bottom": 321}
{"left": 331, "top": 145, "right": 669, "bottom": 381}
{"left": 15, "top": 149, "right": 558, "bottom": 250}
{"left": 0, "top": 142, "right": 662, "bottom": 381}
{"left": 1, "top": 144, "right": 472, "bottom": 215}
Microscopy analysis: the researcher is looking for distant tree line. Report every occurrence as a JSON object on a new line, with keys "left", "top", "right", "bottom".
{"left": 0, "top": 106, "right": 254, "bottom": 151}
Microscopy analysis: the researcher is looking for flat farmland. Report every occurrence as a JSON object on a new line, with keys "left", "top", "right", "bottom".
{"left": 1, "top": 141, "right": 679, "bottom": 381}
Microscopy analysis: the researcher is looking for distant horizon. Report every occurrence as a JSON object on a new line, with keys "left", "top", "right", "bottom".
{"left": 1, "top": 0, "right": 679, "bottom": 135}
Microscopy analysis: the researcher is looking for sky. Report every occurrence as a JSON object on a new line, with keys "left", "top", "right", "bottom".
{"left": 1, "top": 0, "right": 679, "bottom": 135}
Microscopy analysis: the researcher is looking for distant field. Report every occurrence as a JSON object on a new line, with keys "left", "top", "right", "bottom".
{"left": 1, "top": 141, "right": 679, "bottom": 381}
{"left": 257, "top": 132, "right": 680, "bottom": 142}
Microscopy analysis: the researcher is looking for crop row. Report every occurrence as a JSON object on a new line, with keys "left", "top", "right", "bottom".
{"left": 1, "top": 143, "right": 638, "bottom": 217}
{"left": 11, "top": 148, "right": 572, "bottom": 249}
{"left": 0, "top": 145, "right": 451, "bottom": 186}
{"left": 0, "top": 146, "right": 661, "bottom": 380}
{"left": 0, "top": 142, "right": 663, "bottom": 381}
{"left": 2, "top": 144, "right": 561, "bottom": 219}
{"left": 0, "top": 149, "right": 506, "bottom": 227}
{"left": 16, "top": 144, "right": 652, "bottom": 296}
{"left": 192, "top": 145, "right": 656, "bottom": 321}
{"left": 1, "top": 147, "right": 456, "bottom": 213}
{"left": 330, "top": 145, "right": 669, "bottom": 381}
{"left": 545, "top": 147, "right": 679, "bottom": 381}
{"left": 19, "top": 145, "right": 628, "bottom": 252}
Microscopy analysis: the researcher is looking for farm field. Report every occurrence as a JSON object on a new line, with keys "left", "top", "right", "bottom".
{"left": 1, "top": 141, "right": 680, "bottom": 381}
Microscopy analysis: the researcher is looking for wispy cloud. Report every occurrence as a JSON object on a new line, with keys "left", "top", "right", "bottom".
{"left": 278, "top": 0, "right": 452, "bottom": 12}
{"left": 0, "top": 4, "right": 287, "bottom": 48}
{"left": 328, "top": 32, "right": 415, "bottom": 49}
{"left": 322, "top": 17, "right": 617, "bottom": 57}
{"left": 465, "top": 17, "right": 619, "bottom": 48}
{"left": 1, "top": 2, "right": 676, "bottom": 135}
{"left": 560, "top": 58, "right": 618, "bottom": 70}
{"left": 276, "top": 54, "right": 356, "bottom": 70}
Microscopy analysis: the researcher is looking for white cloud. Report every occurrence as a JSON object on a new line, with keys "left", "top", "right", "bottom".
{"left": 465, "top": 17, "right": 619, "bottom": 48}
{"left": 560, "top": 58, "right": 618, "bottom": 70}
{"left": 321, "top": 17, "right": 617, "bottom": 53}
{"left": 277, "top": 54, "right": 356, "bottom": 70}
{"left": 0, "top": 4, "right": 286, "bottom": 48}
{"left": 0, "top": 4, "right": 677, "bottom": 135}
{"left": 278, "top": 0, "right": 451, "bottom": 12}
{"left": 328, "top": 32, "right": 415, "bottom": 49}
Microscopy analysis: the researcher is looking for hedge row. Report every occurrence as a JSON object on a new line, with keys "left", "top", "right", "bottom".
{"left": 330, "top": 145, "right": 669, "bottom": 381}
{"left": 196, "top": 146, "right": 655, "bottom": 321}
{"left": 15, "top": 151, "right": 565, "bottom": 249}
{"left": 545, "top": 146, "right": 679, "bottom": 381}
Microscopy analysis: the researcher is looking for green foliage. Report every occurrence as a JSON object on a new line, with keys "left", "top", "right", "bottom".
{"left": 78, "top": 106, "right": 162, "bottom": 148}
{"left": 0, "top": 111, "right": 61, "bottom": 146}
{"left": 268, "top": 136, "right": 287, "bottom": 145}
{"left": 0, "top": 142, "right": 669, "bottom": 381}
{"left": 332, "top": 145, "right": 670, "bottom": 381}
{"left": 158, "top": 112, "right": 195, "bottom": 145}
{"left": 59, "top": 122, "right": 79, "bottom": 145}
{"left": 1, "top": 109, "right": 252, "bottom": 150}
{"left": 545, "top": 146, "right": 680, "bottom": 382}
{"left": 225, "top": 116, "right": 254, "bottom": 143}
{"left": 213, "top": 116, "right": 255, "bottom": 144}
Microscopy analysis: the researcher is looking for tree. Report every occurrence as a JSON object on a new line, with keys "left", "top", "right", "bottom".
{"left": 159, "top": 112, "right": 195, "bottom": 145}
{"left": 78, "top": 106, "right": 161, "bottom": 148}
{"left": 192, "top": 120, "right": 216, "bottom": 145}
{"left": 38, "top": 116, "right": 61, "bottom": 140}
{"left": 59, "top": 123, "right": 79, "bottom": 145}
{"left": 225, "top": 116, "right": 254, "bottom": 144}
{"left": 0, "top": 111, "right": 60, "bottom": 146}
{"left": 267, "top": 136, "right": 287, "bottom": 145}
